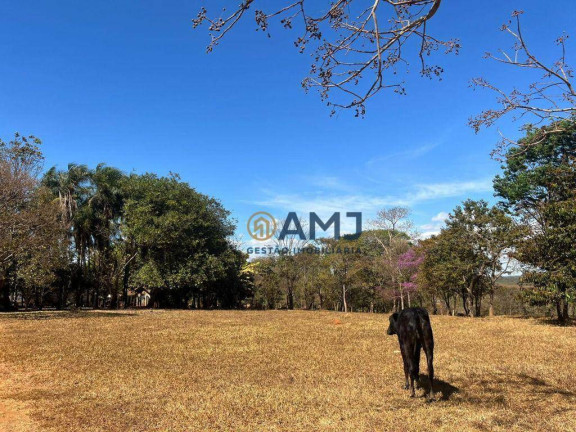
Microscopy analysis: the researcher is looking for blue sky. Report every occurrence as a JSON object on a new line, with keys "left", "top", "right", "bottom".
{"left": 1, "top": 0, "right": 574, "bottom": 247}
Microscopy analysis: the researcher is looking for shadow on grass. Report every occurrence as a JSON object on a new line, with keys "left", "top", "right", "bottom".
{"left": 415, "top": 372, "right": 574, "bottom": 404}
{"left": 512, "top": 373, "right": 576, "bottom": 398}
{"left": 460, "top": 372, "right": 576, "bottom": 407}
{"left": 508, "top": 315, "right": 576, "bottom": 327}
{"left": 0, "top": 310, "right": 138, "bottom": 320}
{"left": 418, "top": 374, "right": 459, "bottom": 401}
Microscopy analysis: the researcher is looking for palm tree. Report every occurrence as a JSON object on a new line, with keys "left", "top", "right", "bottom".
{"left": 88, "top": 164, "right": 125, "bottom": 308}
{"left": 42, "top": 164, "right": 92, "bottom": 307}
{"left": 42, "top": 164, "right": 92, "bottom": 227}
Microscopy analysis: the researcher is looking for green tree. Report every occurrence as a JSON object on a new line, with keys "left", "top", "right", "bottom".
{"left": 122, "top": 173, "right": 241, "bottom": 308}
{"left": 89, "top": 164, "right": 125, "bottom": 308}
{"left": 43, "top": 163, "right": 126, "bottom": 308}
{"left": 249, "top": 258, "right": 283, "bottom": 309}
{"left": 446, "top": 200, "right": 524, "bottom": 316}
{"left": 320, "top": 236, "right": 366, "bottom": 313}
{"left": 418, "top": 230, "right": 467, "bottom": 315}
{"left": 0, "top": 134, "right": 67, "bottom": 311}
{"left": 15, "top": 188, "right": 69, "bottom": 310}
{"left": 43, "top": 163, "right": 94, "bottom": 306}
{"left": 495, "top": 119, "right": 576, "bottom": 322}
{"left": 419, "top": 200, "right": 522, "bottom": 317}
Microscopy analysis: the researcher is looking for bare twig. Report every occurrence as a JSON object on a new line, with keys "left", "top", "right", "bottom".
{"left": 194, "top": 0, "right": 458, "bottom": 116}
{"left": 470, "top": 11, "right": 575, "bottom": 156}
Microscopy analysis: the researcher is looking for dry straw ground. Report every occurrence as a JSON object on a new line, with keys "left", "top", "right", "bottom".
{"left": 1, "top": 310, "right": 575, "bottom": 432}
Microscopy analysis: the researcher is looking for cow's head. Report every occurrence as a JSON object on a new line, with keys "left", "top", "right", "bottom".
{"left": 386, "top": 312, "right": 399, "bottom": 335}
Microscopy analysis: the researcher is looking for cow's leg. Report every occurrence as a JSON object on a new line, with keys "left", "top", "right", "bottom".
{"left": 414, "top": 343, "right": 422, "bottom": 390}
{"left": 402, "top": 342, "right": 417, "bottom": 398}
{"left": 424, "top": 346, "right": 435, "bottom": 401}
{"left": 403, "top": 365, "right": 410, "bottom": 390}
{"left": 408, "top": 347, "right": 418, "bottom": 398}
{"left": 400, "top": 346, "right": 410, "bottom": 390}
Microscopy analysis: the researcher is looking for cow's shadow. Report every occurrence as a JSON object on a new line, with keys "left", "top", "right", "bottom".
{"left": 419, "top": 372, "right": 576, "bottom": 405}
{"left": 466, "top": 373, "right": 576, "bottom": 400}
{"left": 418, "top": 374, "right": 459, "bottom": 401}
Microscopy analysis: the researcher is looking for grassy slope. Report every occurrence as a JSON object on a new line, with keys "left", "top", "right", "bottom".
{"left": 1, "top": 310, "right": 575, "bottom": 432}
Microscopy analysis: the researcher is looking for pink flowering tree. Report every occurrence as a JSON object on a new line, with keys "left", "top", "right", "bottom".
{"left": 397, "top": 249, "right": 424, "bottom": 308}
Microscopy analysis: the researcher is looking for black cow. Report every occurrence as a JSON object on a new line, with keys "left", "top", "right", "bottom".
{"left": 387, "top": 307, "right": 434, "bottom": 400}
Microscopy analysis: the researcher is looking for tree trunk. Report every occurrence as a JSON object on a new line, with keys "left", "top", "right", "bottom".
{"left": 93, "top": 286, "right": 100, "bottom": 309}
{"left": 462, "top": 293, "right": 469, "bottom": 316}
{"left": 74, "top": 279, "right": 82, "bottom": 307}
{"left": 0, "top": 275, "right": 15, "bottom": 312}
{"left": 110, "top": 285, "right": 118, "bottom": 309}
{"left": 475, "top": 294, "right": 482, "bottom": 317}
{"left": 287, "top": 287, "right": 294, "bottom": 310}
{"left": 35, "top": 288, "right": 43, "bottom": 311}
{"left": 466, "top": 281, "right": 475, "bottom": 317}
{"left": 122, "top": 265, "right": 130, "bottom": 309}
{"left": 342, "top": 283, "right": 348, "bottom": 313}
{"left": 555, "top": 288, "right": 570, "bottom": 323}
{"left": 489, "top": 292, "right": 495, "bottom": 317}
{"left": 443, "top": 295, "right": 451, "bottom": 314}
{"left": 556, "top": 300, "right": 564, "bottom": 323}
{"left": 56, "top": 283, "right": 64, "bottom": 310}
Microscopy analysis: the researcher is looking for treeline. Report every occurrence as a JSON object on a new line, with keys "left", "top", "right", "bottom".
{"left": 0, "top": 134, "right": 249, "bottom": 311}
{"left": 1, "top": 119, "right": 575, "bottom": 320}
{"left": 246, "top": 120, "right": 576, "bottom": 322}
{"left": 245, "top": 227, "right": 417, "bottom": 313}
{"left": 422, "top": 119, "right": 576, "bottom": 322}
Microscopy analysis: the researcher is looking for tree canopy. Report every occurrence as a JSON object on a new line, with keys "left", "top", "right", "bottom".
{"left": 495, "top": 119, "right": 576, "bottom": 322}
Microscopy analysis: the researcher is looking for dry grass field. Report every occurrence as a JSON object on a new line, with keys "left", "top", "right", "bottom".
{"left": 1, "top": 310, "right": 576, "bottom": 432}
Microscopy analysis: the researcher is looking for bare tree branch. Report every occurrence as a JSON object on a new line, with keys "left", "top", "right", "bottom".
{"left": 469, "top": 10, "right": 575, "bottom": 155}
{"left": 193, "top": 0, "right": 458, "bottom": 116}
